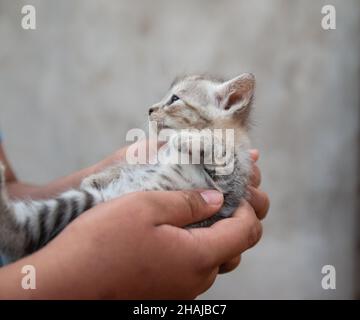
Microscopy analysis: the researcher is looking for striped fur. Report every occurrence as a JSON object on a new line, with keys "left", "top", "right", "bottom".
{"left": 0, "top": 177, "right": 99, "bottom": 262}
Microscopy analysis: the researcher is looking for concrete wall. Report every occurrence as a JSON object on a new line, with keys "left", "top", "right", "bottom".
{"left": 0, "top": 0, "right": 359, "bottom": 298}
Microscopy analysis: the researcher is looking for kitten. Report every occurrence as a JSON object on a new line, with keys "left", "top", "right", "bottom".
{"left": 0, "top": 73, "right": 255, "bottom": 263}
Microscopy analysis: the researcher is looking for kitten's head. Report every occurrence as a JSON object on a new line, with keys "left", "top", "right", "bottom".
{"left": 149, "top": 73, "right": 255, "bottom": 135}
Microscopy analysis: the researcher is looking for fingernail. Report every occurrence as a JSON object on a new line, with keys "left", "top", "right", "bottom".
{"left": 200, "top": 190, "right": 223, "bottom": 205}
{"left": 249, "top": 149, "right": 259, "bottom": 161}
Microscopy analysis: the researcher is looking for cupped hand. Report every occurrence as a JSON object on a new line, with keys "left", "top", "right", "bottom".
{"left": 22, "top": 189, "right": 262, "bottom": 299}
{"left": 95, "top": 145, "right": 270, "bottom": 277}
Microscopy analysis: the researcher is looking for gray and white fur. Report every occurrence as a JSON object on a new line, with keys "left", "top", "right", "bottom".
{"left": 0, "top": 73, "right": 255, "bottom": 263}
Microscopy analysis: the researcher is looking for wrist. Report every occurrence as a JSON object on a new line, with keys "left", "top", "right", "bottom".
{"left": 24, "top": 226, "right": 102, "bottom": 299}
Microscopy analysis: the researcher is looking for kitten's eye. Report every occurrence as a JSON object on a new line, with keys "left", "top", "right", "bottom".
{"left": 168, "top": 94, "right": 180, "bottom": 105}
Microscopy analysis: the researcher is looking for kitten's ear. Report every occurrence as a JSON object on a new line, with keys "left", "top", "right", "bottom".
{"left": 216, "top": 73, "right": 255, "bottom": 112}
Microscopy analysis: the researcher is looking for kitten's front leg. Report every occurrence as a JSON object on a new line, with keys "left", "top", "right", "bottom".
{"left": 170, "top": 131, "right": 231, "bottom": 171}
{"left": 168, "top": 131, "right": 214, "bottom": 165}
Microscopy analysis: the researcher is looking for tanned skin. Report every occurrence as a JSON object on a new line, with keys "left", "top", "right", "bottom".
{"left": 0, "top": 142, "right": 269, "bottom": 299}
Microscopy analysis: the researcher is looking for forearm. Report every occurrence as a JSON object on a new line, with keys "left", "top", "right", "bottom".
{"left": 0, "top": 269, "right": 21, "bottom": 298}
{"left": 0, "top": 233, "right": 100, "bottom": 299}
{"left": 6, "top": 163, "right": 97, "bottom": 199}
{"left": 0, "top": 256, "right": 34, "bottom": 299}
{"left": 6, "top": 148, "right": 128, "bottom": 200}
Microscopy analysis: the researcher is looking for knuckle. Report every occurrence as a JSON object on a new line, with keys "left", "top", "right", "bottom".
{"left": 192, "top": 245, "right": 211, "bottom": 270}
{"left": 248, "top": 189, "right": 270, "bottom": 220}
{"left": 190, "top": 267, "right": 217, "bottom": 297}
{"left": 255, "top": 165, "right": 261, "bottom": 177}
{"left": 198, "top": 251, "right": 216, "bottom": 271}
{"left": 263, "top": 192, "right": 270, "bottom": 213}
{"left": 191, "top": 238, "right": 216, "bottom": 272}
{"left": 248, "top": 220, "right": 263, "bottom": 248}
{"left": 252, "top": 165, "right": 261, "bottom": 185}
{"left": 179, "top": 190, "right": 200, "bottom": 220}
{"left": 199, "top": 272, "right": 217, "bottom": 295}
{"left": 220, "top": 256, "right": 241, "bottom": 274}
{"left": 240, "top": 200, "right": 255, "bottom": 217}
{"left": 257, "top": 190, "right": 270, "bottom": 219}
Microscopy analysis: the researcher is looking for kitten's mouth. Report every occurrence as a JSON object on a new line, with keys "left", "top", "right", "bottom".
{"left": 156, "top": 121, "right": 171, "bottom": 130}
{"left": 149, "top": 118, "right": 172, "bottom": 131}
{"left": 160, "top": 124, "right": 171, "bottom": 130}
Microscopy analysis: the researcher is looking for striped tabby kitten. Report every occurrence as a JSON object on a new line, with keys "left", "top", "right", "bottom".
{"left": 0, "top": 73, "right": 255, "bottom": 263}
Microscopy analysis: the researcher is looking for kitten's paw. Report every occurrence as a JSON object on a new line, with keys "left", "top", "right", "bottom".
{"left": 80, "top": 167, "right": 122, "bottom": 190}
{"left": 81, "top": 174, "right": 109, "bottom": 190}
{"left": 169, "top": 131, "right": 213, "bottom": 156}
{"left": 80, "top": 175, "right": 100, "bottom": 190}
{"left": 168, "top": 133, "right": 189, "bottom": 154}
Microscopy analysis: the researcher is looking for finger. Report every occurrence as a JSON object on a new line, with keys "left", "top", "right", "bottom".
{"left": 218, "top": 255, "right": 241, "bottom": 274}
{"left": 192, "top": 201, "right": 262, "bottom": 266}
{"left": 249, "top": 149, "right": 259, "bottom": 162}
{"left": 141, "top": 190, "right": 223, "bottom": 227}
{"left": 248, "top": 186, "right": 270, "bottom": 220}
{"left": 250, "top": 163, "right": 261, "bottom": 188}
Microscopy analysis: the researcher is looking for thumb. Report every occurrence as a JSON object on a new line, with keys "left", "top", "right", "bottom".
{"left": 148, "top": 190, "right": 223, "bottom": 227}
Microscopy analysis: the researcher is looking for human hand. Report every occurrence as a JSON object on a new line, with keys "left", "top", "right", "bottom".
{"left": 77, "top": 146, "right": 269, "bottom": 278}
{"left": 13, "top": 189, "right": 262, "bottom": 299}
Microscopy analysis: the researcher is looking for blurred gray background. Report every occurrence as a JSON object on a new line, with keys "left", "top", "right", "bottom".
{"left": 0, "top": 0, "right": 359, "bottom": 299}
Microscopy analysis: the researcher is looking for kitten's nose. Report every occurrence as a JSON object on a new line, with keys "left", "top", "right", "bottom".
{"left": 148, "top": 107, "right": 159, "bottom": 115}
